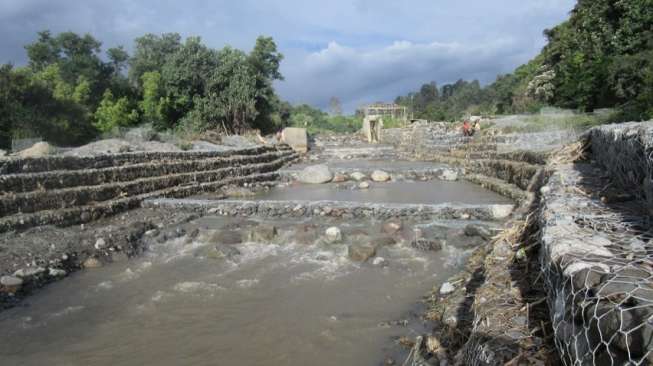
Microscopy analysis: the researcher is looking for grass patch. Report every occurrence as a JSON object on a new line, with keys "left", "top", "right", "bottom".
{"left": 492, "top": 111, "right": 619, "bottom": 134}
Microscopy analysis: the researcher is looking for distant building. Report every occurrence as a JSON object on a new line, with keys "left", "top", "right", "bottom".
{"left": 356, "top": 103, "right": 408, "bottom": 120}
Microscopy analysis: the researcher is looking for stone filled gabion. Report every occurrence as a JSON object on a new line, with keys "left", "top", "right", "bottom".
{"left": 589, "top": 121, "right": 653, "bottom": 215}
{"left": 0, "top": 145, "right": 298, "bottom": 233}
{"left": 144, "top": 199, "right": 515, "bottom": 222}
{"left": 540, "top": 123, "right": 653, "bottom": 366}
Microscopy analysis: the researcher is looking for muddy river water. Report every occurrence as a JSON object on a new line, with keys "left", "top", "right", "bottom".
{"left": 261, "top": 181, "right": 512, "bottom": 205}
{"left": 0, "top": 179, "right": 508, "bottom": 365}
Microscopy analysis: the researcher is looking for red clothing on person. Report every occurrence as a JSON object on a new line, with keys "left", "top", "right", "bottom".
{"left": 462, "top": 121, "right": 471, "bottom": 136}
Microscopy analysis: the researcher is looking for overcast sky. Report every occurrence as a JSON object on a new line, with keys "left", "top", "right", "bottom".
{"left": 0, "top": 0, "right": 576, "bottom": 112}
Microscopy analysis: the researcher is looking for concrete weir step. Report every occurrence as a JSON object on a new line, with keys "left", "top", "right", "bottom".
{"left": 142, "top": 198, "right": 515, "bottom": 221}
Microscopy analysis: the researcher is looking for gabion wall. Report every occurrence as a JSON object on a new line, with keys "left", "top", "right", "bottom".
{"left": 540, "top": 122, "right": 653, "bottom": 365}
{"left": 589, "top": 122, "right": 653, "bottom": 215}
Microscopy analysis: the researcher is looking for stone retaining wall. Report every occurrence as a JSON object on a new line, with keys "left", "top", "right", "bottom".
{"left": 0, "top": 146, "right": 275, "bottom": 174}
{"left": 588, "top": 121, "right": 653, "bottom": 215}
{"left": 0, "top": 145, "right": 298, "bottom": 232}
{"left": 383, "top": 125, "right": 548, "bottom": 206}
{"left": 538, "top": 122, "right": 653, "bottom": 365}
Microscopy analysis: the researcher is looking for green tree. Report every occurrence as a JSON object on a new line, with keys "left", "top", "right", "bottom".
{"left": 129, "top": 33, "right": 182, "bottom": 87}
{"left": 0, "top": 64, "right": 95, "bottom": 147}
{"left": 107, "top": 46, "right": 129, "bottom": 76}
{"left": 248, "top": 36, "right": 284, "bottom": 132}
{"left": 537, "top": 0, "right": 653, "bottom": 116}
{"left": 139, "top": 71, "right": 166, "bottom": 127}
{"left": 24, "top": 30, "right": 117, "bottom": 110}
{"left": 192, "top": 47, "right": 258, "bottom": 133}
{"left": 94, "top": 90, "right": 139, "bottom": 132}
{"left": 159, "top": 36, "right": 218, "bottom": 127}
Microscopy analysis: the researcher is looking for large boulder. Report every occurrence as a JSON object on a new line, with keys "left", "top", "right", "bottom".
{"left": 298, "top": 164, "right": 333, "bottom": 184}
{"left": 294, "top": 224, "right": 319, "bottom": 245}
{"left": 83, "top": 257, "right": 103, "bottom": 269}
{"left": 19, "top": 142, "right": 56, "bottom": 158}
{"left": 348, "top": 243, "right": 377, "bottom": 262}
{"left": 281, "top": 127, "right": 308, "bottom": 153}
{"left": 0, "top": 275, "right": 23, "bottom": 293}
{"left": 324, "top": 227, "right": 342, "bottom": 243}
{"left": 332, "top": 174, "right": 347, "bottom": 183}
{"left": 350, "top": 172, "right": 366, "bottom": 181}
{"left": 382, "top": 219, "right": 403, "bottom": 235}
{"left": 371, "top": 170, "right": 391, "bottom": 182}
{"left": 464, "top": 224, "right": 493, "bottom": 240}
{"left": 439, "top": 169, "right": 458, "bottom": 181}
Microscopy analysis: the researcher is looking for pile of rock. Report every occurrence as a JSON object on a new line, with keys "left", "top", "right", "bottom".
{"left": 296, "top": 165, "right": 395, "bottom": 188}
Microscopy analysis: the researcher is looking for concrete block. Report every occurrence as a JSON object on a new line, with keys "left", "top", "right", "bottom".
{"left": 282, "top": 128, "right": 308, "bottom": 153}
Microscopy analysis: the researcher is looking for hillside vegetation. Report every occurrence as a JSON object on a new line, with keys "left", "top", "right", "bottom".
{"left": 396, "top": 0, "right": 653, "bottom": 123}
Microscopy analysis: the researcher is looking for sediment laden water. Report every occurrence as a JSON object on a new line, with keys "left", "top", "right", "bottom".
{"left": 0, "top": 216, "right": 481, "bottom": 366}
{"left": 0, "top": 173, "right": 511, "bottom": 366}
{"left": 259, "top": 181, "right": 513, "bottom": 205}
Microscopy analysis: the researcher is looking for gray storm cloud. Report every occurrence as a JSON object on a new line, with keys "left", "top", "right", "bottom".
{"left": 277, "top": 38, "right": 529, "bottom": 111}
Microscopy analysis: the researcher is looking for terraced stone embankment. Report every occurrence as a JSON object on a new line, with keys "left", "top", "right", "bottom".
{"left": 385, "top": 123, "right": 553, "bottom": 206}
{"left": 0, "top": 145, "right": 298, "bottom": 233}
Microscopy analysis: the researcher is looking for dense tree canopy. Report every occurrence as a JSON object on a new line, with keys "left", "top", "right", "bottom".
{"left": 0, "top": 31, "right": 286, "bottom": 148}
{"left": 538, "top": 0, "right": 653, "bottom": 119}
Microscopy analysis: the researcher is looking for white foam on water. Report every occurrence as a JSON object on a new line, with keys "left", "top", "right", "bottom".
{"left": 237, "top": 241, "right": 283, "bottom": 262}
{"left": 288, "top": 245, "right": 354, "bottom": 283}
{"left": 236, "top": 278, "right": 260, "bottom": 288}
{"left": 144, "top": 236, "right": 207, "bottom": 264}
{"left": 172, "top": 281, "right": 224, "bottom": 295}
{"left": 50, "top": 305, "right": 85, "bottom": 318}
{"left": 115, "top": 261, "right": 153, "bottom": 283}
{"left": 160, "top": 238, "right": 205, "bottom": 263}
{"left": 18, "top": 316, "right": 46, "bottom": 330}
{"left": 95, "top": 280, "right": 114, "bottom": 291}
